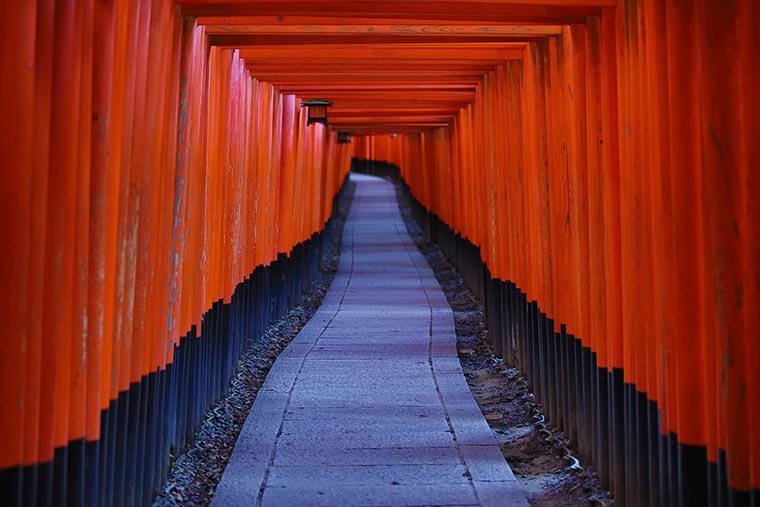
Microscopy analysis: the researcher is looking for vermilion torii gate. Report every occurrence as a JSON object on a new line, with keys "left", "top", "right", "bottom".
{"left": 1, "top": 1, "right": 757, "bottom": 505}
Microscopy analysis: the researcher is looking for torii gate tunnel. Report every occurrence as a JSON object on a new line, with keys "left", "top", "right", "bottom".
{"left": 0, "top": 1, "right": 757, "bottom": 506}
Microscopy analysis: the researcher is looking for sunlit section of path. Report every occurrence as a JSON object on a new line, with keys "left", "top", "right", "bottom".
{"left": 212, "top": 173, "right": 528, "bottom": 507}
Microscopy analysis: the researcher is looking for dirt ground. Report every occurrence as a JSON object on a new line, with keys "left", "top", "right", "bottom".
{"left": 396, "top": 183, "right": 614, "bottom": 507}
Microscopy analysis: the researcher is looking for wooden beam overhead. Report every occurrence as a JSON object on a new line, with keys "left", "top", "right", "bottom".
{"left": 195, "top": 15, "right": 583, "bottom": 26}
{"left": 249, "top": 72, "right": 488, "bottom": 85}
{"left": 246, "top": 63, "right": 499, "bottom": 71}
{"left": 205, "top": 24, "right": 562, "bottom": 45}
{"left": 340, "top": 127, "right": 446, "bottom": 134}
{"left": 327, "top": 108, "right": 464, "bottom": 117}
{"left": 179, "top": 1, "right": 613, "bottom": 22}
{"left": 331, "top": 123, "right": 452, "bottom": 131}
{"left": 238, "top": 43, "right": 526, "bottom": 61}
{"left": 210, "top": 33, "right": 555, "bottom": 46}
{"left": 278, "top": 84, "right": 478, "bottom": 92}
{"left": 175, "top": 0, "right": 586, "bottom": 132}
{"left": 331, "top": 115, "right": 455, "bottom": 123}
{"left": 203, "top": 24, "right": 563, "bottom": 35}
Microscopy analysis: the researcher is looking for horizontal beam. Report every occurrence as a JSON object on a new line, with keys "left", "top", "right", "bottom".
{"left": 333, "top": 131, "right": 448, "bottom": 136}
{"left": 292, "top": 90, "right": 475, "bottom": 99}
{"left": 246, "top": 61, "right": 507, "bottom": 69}
{"left": 203, "top": 23, "right": 563, "bottom": 35}
{"left": 254, "top": 73, "right": 488, "bottom": 86}
{"left": 176, "top": 2, "right": 563, "bottom": 137}
{"left": 204, "top": 24, "right": 561, "bottom": 46}
{"left": 210, "top": 33, "right": 551, "bottom": 46}
{"left": 330, "top": 116, "right": 452, "bottom": 130}
{"left": 197, "top": 14, "right": 573, "bottom": 26}
{"left": 247, "top": 63, "right": 499, "bottom": 71}
{"left": 327, "top": 108, "right": 464, "bottom": 117}
{"left": 330, "top": 115, "right": 455, "bottom": 123}
{"left": 263, "top": 72, "right": 487, "bottom": 78}
{"left": 331, "top": 124, "right": 451, "bottom": 131}
{"left": 299, "top": 93, "right": 473, "bottom": 101}
{"left": 278, "top": 84, "right": 478, "bottom": 92}
{"left": 311, "top": 102, "right": 473, "bottom": 110}
{"left": 179, "top": 1, "right": 613, "bottom": 23}
{"left": 238, "top": 44, "right": 526, "bottom": 60}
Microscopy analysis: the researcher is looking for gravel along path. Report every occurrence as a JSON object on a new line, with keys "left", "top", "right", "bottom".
{"left": 154, "top": 172, "right": 613, "bottom": 507}
{"left": 153, "top": 182, "right": 355, "bottom": 507}
{"left": 395, "top": 180, "right": 614, "bottom": 507}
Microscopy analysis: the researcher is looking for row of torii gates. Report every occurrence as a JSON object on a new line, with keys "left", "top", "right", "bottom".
{"left": 0, "top": 1, "right": 757, "bottom": 505}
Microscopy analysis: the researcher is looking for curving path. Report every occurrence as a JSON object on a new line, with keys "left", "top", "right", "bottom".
{"left": 212, "top": 173, "right": 528, "bottom": 507}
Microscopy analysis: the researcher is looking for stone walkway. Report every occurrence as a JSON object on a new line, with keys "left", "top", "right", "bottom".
{"left": 212, "top": 174, "right": 528, "bottom": 507}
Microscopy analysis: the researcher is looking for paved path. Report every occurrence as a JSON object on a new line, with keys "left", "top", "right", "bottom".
{"left": 212, "top": 174, "right": 528, "bottom": 507}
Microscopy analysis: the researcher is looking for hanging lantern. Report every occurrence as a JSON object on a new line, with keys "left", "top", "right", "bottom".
{"left": 337, "top": 131, "right": 352, "bottom": 144}
{"left": 302, "top": 99, "right": 333, "bottom": 126}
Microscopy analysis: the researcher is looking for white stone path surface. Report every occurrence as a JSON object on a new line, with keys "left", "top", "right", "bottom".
{"left": 212, "top": 174, "right": 528, "bottom": 507}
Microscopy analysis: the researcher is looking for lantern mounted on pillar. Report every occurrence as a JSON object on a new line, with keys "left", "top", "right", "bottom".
{"left": 337, "top": 131, "right": 352, "bottom": 144}
{"left": 302, "top": 99, "right": 333, "bottom": 126}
